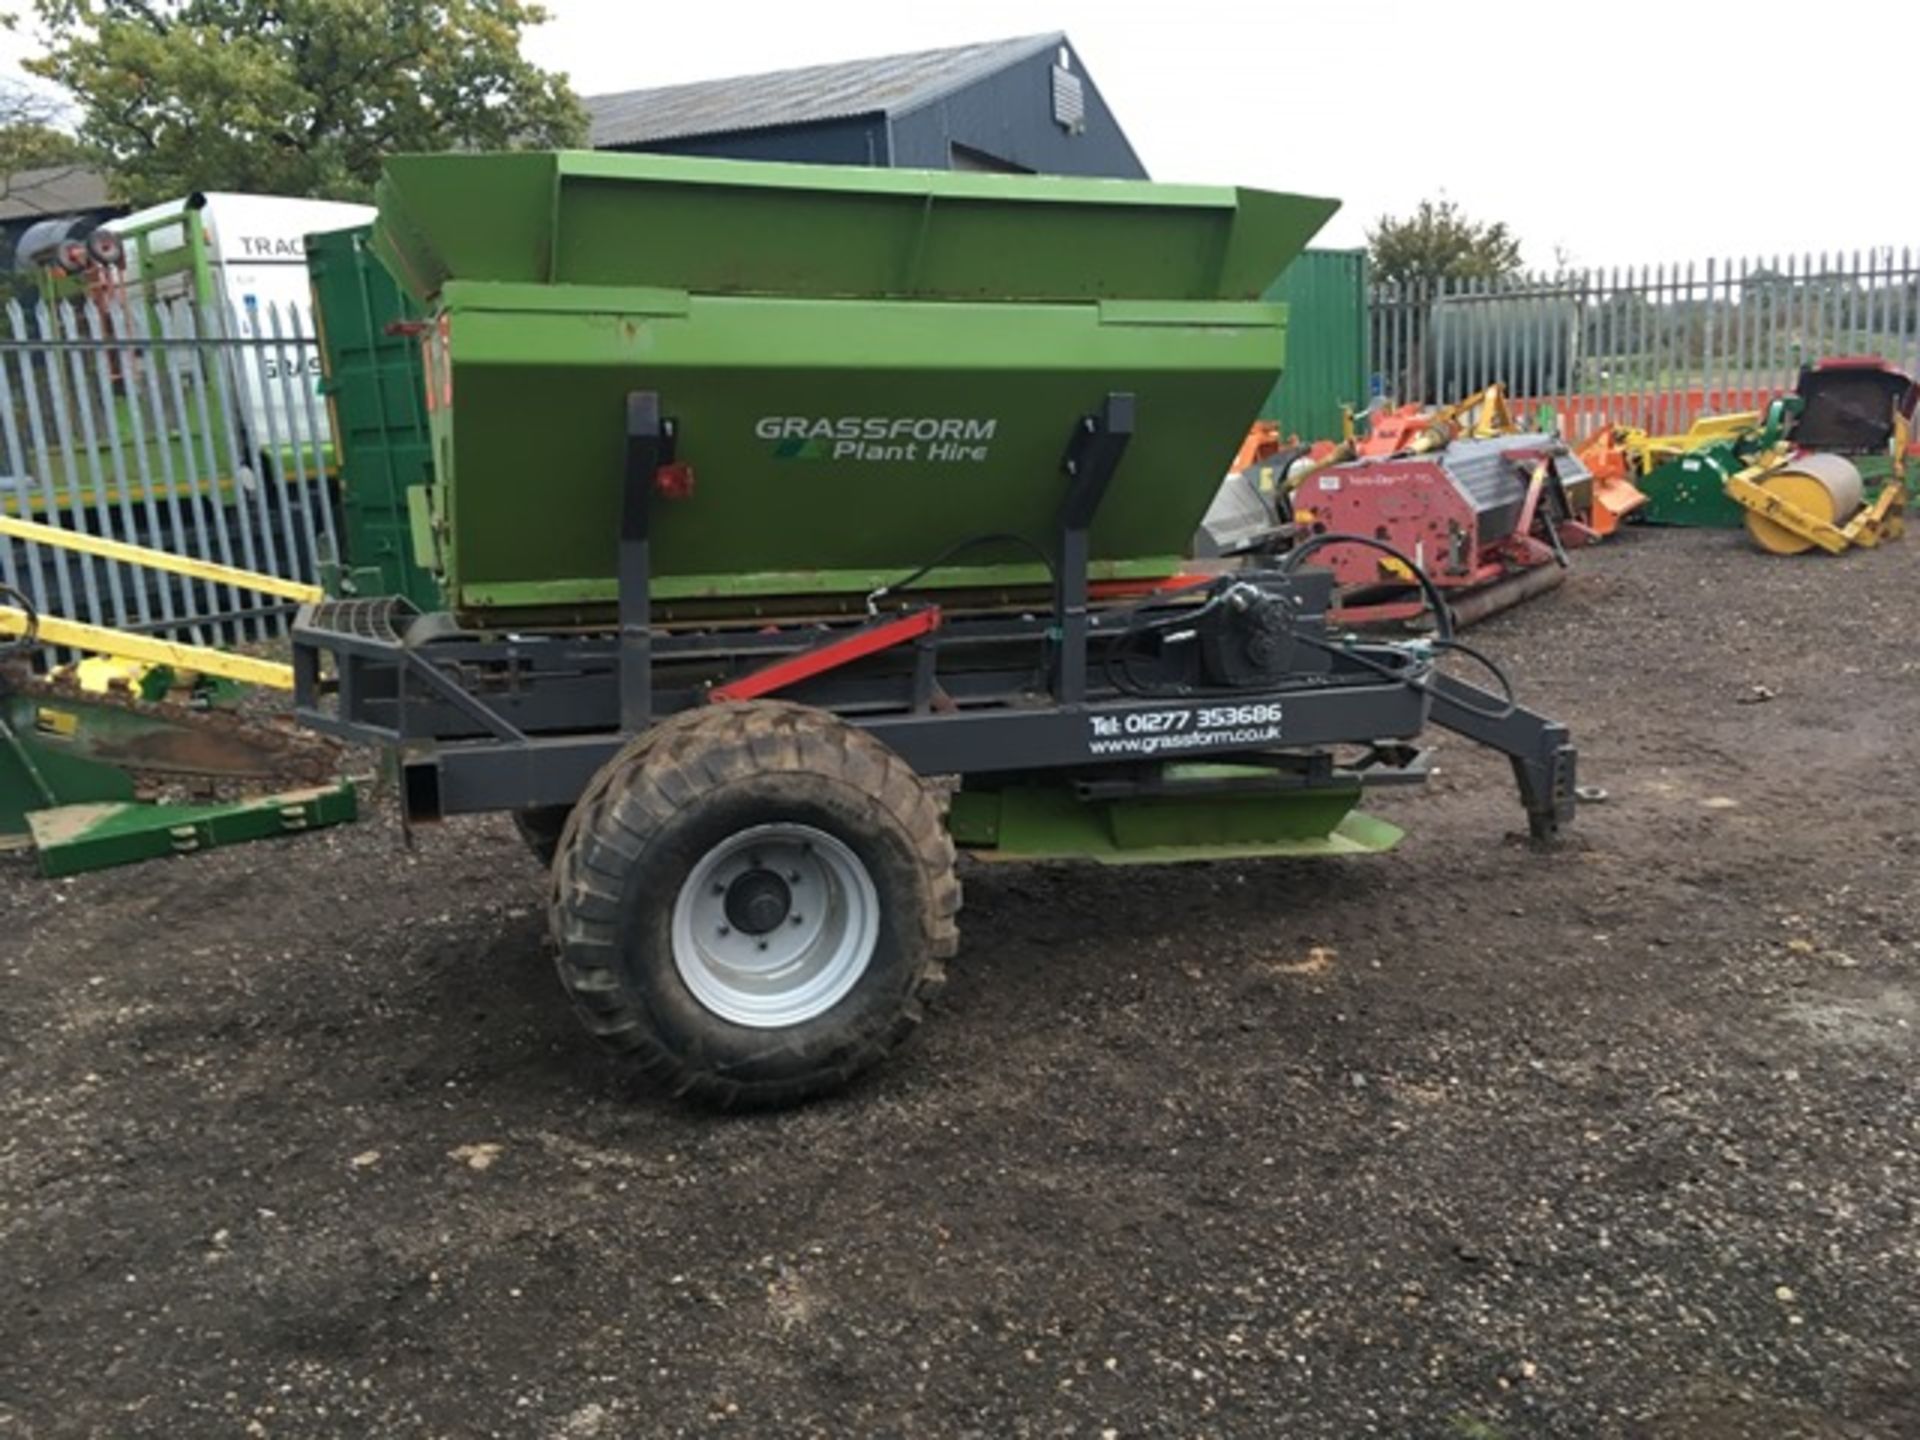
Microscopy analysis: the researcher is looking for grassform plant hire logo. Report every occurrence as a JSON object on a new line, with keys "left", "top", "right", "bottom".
{"left": 757, "top": 415, "right": 997, "bottom": 463}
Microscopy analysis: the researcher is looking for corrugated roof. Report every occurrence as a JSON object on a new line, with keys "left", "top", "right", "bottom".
{"left": 587, "top": 33, "right": 1066, "bottom": 149}
{"left": 0, "top": 165, "right": 115, "bottom": 221}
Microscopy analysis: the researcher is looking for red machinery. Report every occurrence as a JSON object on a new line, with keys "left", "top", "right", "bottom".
{"left": 1292, "top": 434, "right": 1596, "bottom": 625}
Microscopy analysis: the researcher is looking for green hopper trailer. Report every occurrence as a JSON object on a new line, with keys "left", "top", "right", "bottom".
{"left": 294, "top": 152, "right": 1578, "bottom": 1108}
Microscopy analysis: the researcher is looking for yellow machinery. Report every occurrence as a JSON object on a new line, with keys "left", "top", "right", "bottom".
{"left": 1, "top": 516, "right": 351, "bottom": 876}
{"left": 1339, "top": 383, "right": 1520, "bottom": 457}
{"left": 1725, "top": 449, "right": 1904, "bottom": 555}
{"left": 1580, "top": 409, "right": 1907, "bottom": 554}
{"left": 1622, "top": 411, "right": 1766, "bottom": 473}
{"left": 0, "top": 513, "right": 321, "bottom": 689}
{"left": 1599, "top": 360, "right": 1915, "bottom": 550}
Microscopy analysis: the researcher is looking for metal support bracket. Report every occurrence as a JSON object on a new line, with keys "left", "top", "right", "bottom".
{"left": 1053, "top": 393, "right": 1134, "bottom": 703}
{"left": 620, "top": 392, "right": 675, "bottom": 733}
{"left": 1425, "top": 670, "right": 1578, "bottom": 841}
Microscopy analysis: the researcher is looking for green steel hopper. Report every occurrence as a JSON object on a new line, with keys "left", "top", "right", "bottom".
{"left": 373, "top": 151, "right": 1338, "bottom": 622}
{"left": 292, "top": 153, "right": 1580, "bottom": 1110}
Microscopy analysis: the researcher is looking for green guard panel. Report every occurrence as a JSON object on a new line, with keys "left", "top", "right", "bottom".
{"left": 306, "top": 226, "right": 442, "bottom": 608}
{"left": 1637, "top": 446, "right": 1746, "bottom": 528}
{"left": 946, "top": 778, "right": 1402, "bottom": 864}
{"left": 375, "top": 152, "right": 1338, "bottom": 623}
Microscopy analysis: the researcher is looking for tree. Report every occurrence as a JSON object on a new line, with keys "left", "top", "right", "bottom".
{"left": 1368, "top": 198, "right": 1524, "bottom": 288}
{"left": 1742, "top": 266, "right": 1803, "bottom": 309}
{"left": 24, "top": 0, "right": 587, "bottom": 206}
{"left": 0, "top": 79, "right": 88, "bottom": 209}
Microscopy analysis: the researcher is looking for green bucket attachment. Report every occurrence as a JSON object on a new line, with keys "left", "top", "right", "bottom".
{"left": 373, "top": 151, "right": 1338, "bottom": 625}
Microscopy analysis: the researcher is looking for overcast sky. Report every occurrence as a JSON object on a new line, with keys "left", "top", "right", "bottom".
{"left": 3, "top": 0, "right": 1906, "bottom": 270}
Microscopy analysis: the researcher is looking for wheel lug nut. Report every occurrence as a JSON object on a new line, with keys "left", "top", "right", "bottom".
{"left": 717, "top": 924, "right": 730, "bottom": 936}
{"left": 787, "top": 871, "right": 802, "bottom": 883}
{"left": 790, "top": 915, "right": 804, "bottom": 926}
{"left": 756, "top": 940, "right": 769, "bottom": 951}
{"left": 712, "top": 882, "right": 726, "bottom": 895}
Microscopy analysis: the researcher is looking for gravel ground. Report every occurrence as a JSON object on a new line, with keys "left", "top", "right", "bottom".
{"left": 2, "top": 527, "right": 1916, "bottom": 1439}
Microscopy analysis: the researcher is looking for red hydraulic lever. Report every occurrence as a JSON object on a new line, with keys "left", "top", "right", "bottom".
{"left": 708, "top": 607, "right": 942, "bottom": 704}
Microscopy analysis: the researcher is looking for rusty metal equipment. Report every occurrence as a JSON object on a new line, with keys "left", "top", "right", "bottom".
{"left": 1568, "top": 427, "right": 1649, "bottom": 537}
{"left": 1358, "top": 384, "right": 1519, "bottom": 457}
{"left": 1199, "top": 386, "right": 1560, "bottom": 561}
{"left": 1291, "top": 434, "right": 1596, "bottom": 625}
{"left": 0, "top": 650, "right": 351, "bottom": 876}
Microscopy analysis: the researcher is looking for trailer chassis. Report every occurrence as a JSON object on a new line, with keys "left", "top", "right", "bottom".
{"left": 292, "top": 392, "right": 1577, "bottom": 846}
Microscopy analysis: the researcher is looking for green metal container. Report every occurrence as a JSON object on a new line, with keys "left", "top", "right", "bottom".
{"left": 306, "top": 226, "right": 442, "bottom": 609}
{"left": 1258, "top": 248, "right": 1368, "bottom": 442}
{"left": 1637, "top": 444, "right": 1748, "bottom": 527}
{"left": 375, "top": 151, "right": 1337, "bottom": 623}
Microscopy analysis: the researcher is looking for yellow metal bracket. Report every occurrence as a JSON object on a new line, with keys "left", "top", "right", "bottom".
{"left": 1845, "top": 487, "right": 1905, "bottom": 547}
{"left": 0, "top": 514, "right": 317, "bottom": 688}
{"left": 1450, "top": 383, "right": 1516, "bottom": 439}
{"left": 0, "top": 607, "right": 295, "bottom": 689}
{"left": 0, "top": 513, "right": 323, "bottom": 605}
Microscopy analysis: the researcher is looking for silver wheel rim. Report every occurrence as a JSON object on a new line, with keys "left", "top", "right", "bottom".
{"left": 669, "top": 823, "right": 880, "bottom": 1028}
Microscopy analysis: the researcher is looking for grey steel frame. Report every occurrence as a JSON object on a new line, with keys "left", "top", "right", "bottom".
{"left": 291, "top": 391, "right": 1578, "bottom": 840}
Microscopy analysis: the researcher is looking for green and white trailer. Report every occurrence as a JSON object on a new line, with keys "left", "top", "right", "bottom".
{"left": 7, "top": 191, "right": 373, "bottom": 522}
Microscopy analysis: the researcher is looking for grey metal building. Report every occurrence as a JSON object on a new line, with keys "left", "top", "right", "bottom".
{"left": 585, "top": 33, "right": 1147, "bottom": 179}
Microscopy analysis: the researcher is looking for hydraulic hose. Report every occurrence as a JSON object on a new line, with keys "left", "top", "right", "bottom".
{"left": 866, "top": 532, "right": 1057, "bottom": 612}
{"left": 1279, "top": 531, "right": 1517, "bottom": 720}
{"left": 1278, "top": 531, "right": 1455, "bottom": 643}
{"left": 0, "top": 582, "right": 38, "bottom": 654}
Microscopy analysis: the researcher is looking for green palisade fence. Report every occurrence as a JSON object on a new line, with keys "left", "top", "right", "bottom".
{"left": 1260, "top": 248, "right": 1369, "bottom": 441}
{"left": 1366, "top": 249, "right": 1920, "bottom": 436}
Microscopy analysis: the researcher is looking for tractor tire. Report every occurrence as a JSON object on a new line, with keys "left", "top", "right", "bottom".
{"left": 511, "top": 806, "right": 571, "bottom": 868}
{"left": 547, "top": 701, "right": 960, "bottom": 1109}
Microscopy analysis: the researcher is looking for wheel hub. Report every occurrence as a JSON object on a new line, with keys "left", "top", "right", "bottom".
{"left": 670, "top": 823, "right": 880, "bottom": 1028}
{"left": 724, "top": 869, "right": 792, "bottom": 935}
